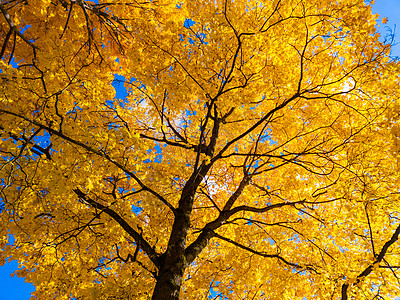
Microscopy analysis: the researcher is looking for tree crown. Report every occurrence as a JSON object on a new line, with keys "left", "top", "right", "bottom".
{"left": 1, "top": 0, "right": 400, "bottom": 299}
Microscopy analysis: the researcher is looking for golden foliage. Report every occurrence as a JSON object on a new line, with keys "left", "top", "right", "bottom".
{"left": 0, "top": 0, "right": 399, "bottom": 299}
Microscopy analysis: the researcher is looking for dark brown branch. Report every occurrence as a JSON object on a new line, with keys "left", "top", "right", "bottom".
{"left": 0, "top": 28, "right": 12, "bottom": 60}
{"left": 114, "top": 243, "right": 156, "bottom": 276}
{"left": 139, "top": 133, "right": 193, "bottom": 150}
{"left": 365, "top": 203, "right": 376, "bottom": 257}
{"left": 221, "top": 175, "right": 251, "bottom": 212}
{"left": 213, "top": 92, "right": 300, "bottom": 162}
{"left": 73, "top": 188, "right": 161, "bottom": 269}
{"left": 213, "top": 232, "right": 317, "bottom": 273}
{"left": 185, "top": 175, "right": 271, "bottom": 264}
{"left": 150, "top": 40, "right": 205, "bottom": 91}
{"left": 200, "top": 188, "right": 221, "bottom": 212}
{"left": 186, "top": 190, "right": 337, "bottom": 266}
{"left": 341, "top": 223, "right": 400, "bottom": 300}
{"left": 0, "top": 109, "right": 177, "bottom": 215}
{"left": 0, "top": 2, "right": 38, "bottom": 59}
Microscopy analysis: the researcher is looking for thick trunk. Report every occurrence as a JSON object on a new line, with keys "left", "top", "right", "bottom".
{"left": 151, "top": 261, "right": 185, "bottom": 300}
{"left": 151, "top": 160, "right": 214, "bottom": 299}
{"left": 151, "top": 208, "right": 190, "bottom": 300}
{"left": 151, "top": 227, "right": 187, "bottom": 300}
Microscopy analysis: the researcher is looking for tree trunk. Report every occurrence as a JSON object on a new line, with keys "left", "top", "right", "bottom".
{"left": 152, "top": 167, "right": 210, "bottom": 299}
{"left": 151, "top": 209, "right": 190, "bottom": 300}
{"left": 152, "top": 262, "right": 185, "bottom": 300}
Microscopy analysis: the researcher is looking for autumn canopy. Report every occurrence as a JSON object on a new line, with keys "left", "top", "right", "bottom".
{"left": 1, "top": 0, "right": 400, "bottom": 299}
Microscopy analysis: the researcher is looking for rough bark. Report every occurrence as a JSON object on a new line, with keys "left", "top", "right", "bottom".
{"left": 151, "top": 207, "right": 190, "bottom": 299}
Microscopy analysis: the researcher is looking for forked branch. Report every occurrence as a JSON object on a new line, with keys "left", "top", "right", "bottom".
{"left": 74, "top": 188, "right": 162, "bottom": 269}
{"left": 341, "top": 223, "right": 400, "bottom": 300}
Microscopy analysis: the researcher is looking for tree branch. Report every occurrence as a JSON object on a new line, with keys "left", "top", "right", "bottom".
{"left": 0, "top": 109, "right": 177, "bottom": 215}
{"left": 213, "top": 232, "right": 317, "bottom": 273}
{"left": 73, "top": 188, "right": 161, "bottom": 269}
{"left": 341, "top": 223, "right": 400, "bottom": 300}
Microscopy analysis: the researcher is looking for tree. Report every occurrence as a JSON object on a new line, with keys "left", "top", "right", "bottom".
{"left": 0, "top": 0, "right": 400, "bottom": 298}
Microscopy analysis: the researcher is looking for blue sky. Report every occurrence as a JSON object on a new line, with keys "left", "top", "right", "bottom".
{"left": 0, "top": 1, "right": 399, "bottom": 299}
{"left": 372, "top": 0, "right": 400, "bottom": 57}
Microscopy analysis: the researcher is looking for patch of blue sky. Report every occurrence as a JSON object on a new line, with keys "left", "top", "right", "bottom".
{"left": 209, "top": 280, "right": 229, "bottom": 300}
{"left": 185, "top": 47, "right": 192, "bottom": 59}
{"left": 297, "top": 210, "right": 306, "bottom": 217}
{"left": 181, "top": 18, "right": 210, "bottom": 47}
{"left": 111, "top": 71, "right": 147, "bottom": 110}
{"left": 116, "top": 187, "right": 143, "bottom": 214}
{"left": 66, "top": 102, "right": 83, "bottom": 117}
{"left": 4, "top": 233, "right": 15, "bottom": 246}
{"left": 389, "top": 212, "right": 400, "bottom": 225}
{"left": 9, "top": 56, "right": 21, "bottom": 68}
{"left": 143, "top": 143, "right": 162, "bottom": 164}
{"left": 32, "top": 130, "right": 51, "bottom": 148}
{"left": 132, "top": 203, "right": 143, "bottom": 214}
{"left": 197, "top": 32, "right": 207, "bottom": 44}
{"left": 209, "top": 290, "right": 229, "bottom": 300}
{"left": 294, "top": 270, "right": 307, "bottom": 276}
{"left": 0, "top": 53, "right": 25, "bottom": 68}
{"left": 108, "top": 74, "right": 131, "bottom": 109}
{"left": 185, "top": 108, "right": 196, "bottom": 117}
{"left": 246, "top": 216, "right": 253, "bottom": 225}
{"left": 329, "top": 239, "right": 348, "bottom": 254}
{"left": 180, "top": 112, "right": 192, "bottom": 127}
{"left": 371, "top": 0, "right": 400, "bottom": 58}
{"left": 0, "top": 259, "right": 36, "bottom": 298}
{"left": 246, "top": 159, "right": 259, "bottom": 170}
{"left": 260, "top": 130, "right": 277, "bottom": 146}
{"left": 184, "top": 18, "right": 196, "bottom": 29}
{"left": 94, "top": 257, "right": 117, "bottom": 276}
{"left": 2, "top": 130, "right": 52, "bottom": 162}
{"left": 263, "top": 237, "right": 275, "bottom": 246}
{"left": 112, "top": 74, "right": 129, "bottom": 100}
{"left": 19, "top": 24, "right": 31, "bottom": 34}
{"left": 153, "top": 144, "right": 162, "bottom": 163}
{"left": 216, "top": 69, "right": 224, "bottom": 81}
{"left": 0, "top": 179, "right": 6, "bottom": 205}
{"left": 247, "top": 128, "right": 277, "bottom": 147}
